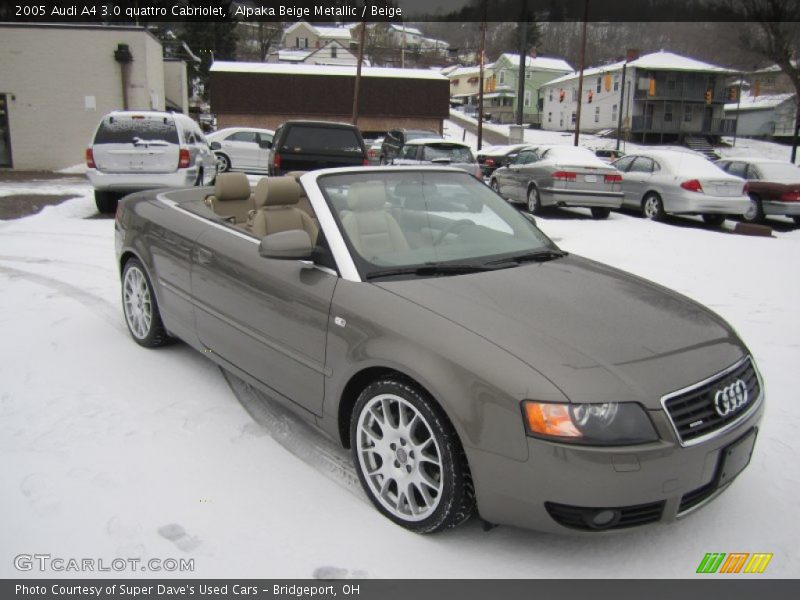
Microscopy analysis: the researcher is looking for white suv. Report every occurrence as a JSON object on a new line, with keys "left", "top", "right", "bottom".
{"left": 86, "top": 111, "right": 218, "bottom": 213}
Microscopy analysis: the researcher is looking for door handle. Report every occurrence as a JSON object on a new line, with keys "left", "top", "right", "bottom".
{"left": 196, "top": 248, "right": 213, "bottom": 265}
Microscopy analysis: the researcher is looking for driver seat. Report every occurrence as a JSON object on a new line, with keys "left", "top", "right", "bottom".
{"left": 341, "top": 182, "right": 410, "bottom": 259}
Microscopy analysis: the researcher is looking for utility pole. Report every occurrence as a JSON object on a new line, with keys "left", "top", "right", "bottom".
{"left": 477, "top": 4, "right": 487, "bottom": 150}
{"left": 732, "top": 71, "right": 743, "bottom": 147}
{"left": 573, "top": 0, "right": 589, "bottom": 147}
{"left": 352, "top": 22, "right": 367, "bottom": 125}
{"left": 615, "top": 61, "right": 627, "bottom": 152}
{"left": 516, "top": 1, "right": 529, "bottom": 125}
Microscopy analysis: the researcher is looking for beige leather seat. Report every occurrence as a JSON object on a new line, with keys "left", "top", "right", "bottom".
{"left": 341, "top": 182, "right": 410, "bottom": 259}
{"left": 204, "top": 173, "right": 253, "bottom": 224}
{"left": 250, "top": 176, "right": 318, "bottom": 244}
{"left": 283, "top": 171, "right": 318, "bottom": 225}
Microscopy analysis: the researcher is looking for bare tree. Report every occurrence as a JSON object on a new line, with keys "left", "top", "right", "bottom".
{"left": 237, "top": 22, "right": 283, "bottom": 62}
{"left": 724, "top": 0, "right": 800, "bottom": 160}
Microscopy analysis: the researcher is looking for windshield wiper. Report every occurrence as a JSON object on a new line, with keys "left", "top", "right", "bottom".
{"left": 365, "top": 262, "right": 502, "bottom": 280}
{"left": 486, "top": 249, "right": 568, "bottom": 266}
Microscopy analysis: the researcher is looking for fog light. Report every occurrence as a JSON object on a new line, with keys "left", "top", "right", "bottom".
{"left": 589, "top": 509, "right": 619, "bottom": 529}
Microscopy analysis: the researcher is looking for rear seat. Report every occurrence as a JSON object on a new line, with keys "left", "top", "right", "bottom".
{"left": 204, "top": 172, "right": 253, "bottom": 224}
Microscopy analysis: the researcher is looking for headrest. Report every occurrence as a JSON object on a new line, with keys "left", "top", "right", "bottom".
{"left": 284, "top": 171, "right": 308, "bottom": 181}
{"left": 347, "top": 182, "right": 386, "bottom": 211}
{"left": 253, "top": 176, "right": 302, "bottom": 209}
{"left": 214, "top": 173, "right": 251, "bottom": 202}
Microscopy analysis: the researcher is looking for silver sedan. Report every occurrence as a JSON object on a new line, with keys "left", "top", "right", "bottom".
{"left": 490, "top": 145, "right": 624, "bottom": 219}
{"left": 612, "top": 150, "right": 751, "bottom": 226}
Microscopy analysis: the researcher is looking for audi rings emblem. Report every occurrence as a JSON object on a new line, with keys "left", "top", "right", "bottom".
{"left": 714, "top": 379, "right": 749, "bottom": 417}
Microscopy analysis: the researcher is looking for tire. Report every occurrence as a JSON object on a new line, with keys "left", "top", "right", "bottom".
{"left": 351, "top": 378, "right": 475, "bottom": 534}
{"left": 527, "top": 185, "right": 543, "bottom": 215}
{"left": 793, "top": 216, "right": 800, "bottom": 226}
{"left": 641, "top": 193, "right": 665, "bottom": 221}
{"left": 216, "top": 153, "right": 231, "bottom": 173}
{"left": 490, "top": 179, "right": 500, "bottom": 193}
{"left": 121, "top": 258, "right": 169, "bottom": 348}
{"left": 591, "top": 207, "right": 611, "bottom": 219}
{"left": 194, "top": 167, "right": 204, "bottom": 187}
{"left": 94, "top": 190, "right": 118, "bottom": 214}
{"left": 702, "top": 214, "right": 726, "bottom": 227}
{"left": 743, "top": 194, "right": 764, "bottom": 222}
{"left": 379, "top": 156, "right": 387, "bottom": 165}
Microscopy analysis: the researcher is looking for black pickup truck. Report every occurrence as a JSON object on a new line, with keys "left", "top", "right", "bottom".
{"left": 268, "top": 121, "right": 367, "bottom": 176}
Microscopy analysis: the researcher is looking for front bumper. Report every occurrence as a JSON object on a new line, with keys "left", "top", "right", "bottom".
{"left": 467, "top": 393, "right": 764, "bottom": 534}
{"left": 87, "top": 168, "right": 198, "bottom": 192}
{"left": 763, "top": 200, "right": 800, "bottom": 216}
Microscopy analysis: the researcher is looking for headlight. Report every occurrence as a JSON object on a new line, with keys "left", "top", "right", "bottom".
{"left": 521, "top": 401, "right": 658, "bottom": 446}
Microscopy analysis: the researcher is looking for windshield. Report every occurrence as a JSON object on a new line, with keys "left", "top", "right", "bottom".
{"left": 406, "top": 131, "right": 438, "bottom": 141}
{"left": 757, "top": 162, "right": 800, "bottom": 181}
{"left": 318, "top": 170, "right": 557, "bottom": 277}
{"left": 421, "top": 144, "right": 474, "bottom": 163}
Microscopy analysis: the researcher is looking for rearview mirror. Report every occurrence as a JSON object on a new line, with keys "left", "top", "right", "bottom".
{"left": 209, "top": 141, "right": 221, "bottom": 150}
{"left": 258, "top": 230, "right": 313, "bottom": 260}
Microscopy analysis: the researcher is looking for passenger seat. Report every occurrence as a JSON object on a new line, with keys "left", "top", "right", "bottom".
{"left": 250, "top": 176, "right": 318, "bottom": 244}
{"left": 341, "top": 182, "right": 410, "bottom": 258}
{"left": 204, "top": 173, "right": 253, "bottom": 224}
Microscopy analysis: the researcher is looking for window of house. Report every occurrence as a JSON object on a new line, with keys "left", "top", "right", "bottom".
{"left": 613, "top": 75, "right": 619, "bottom": 91}
{"left": 560, "top": 115, "right": 564, "bottom": 127}
{"left": 524, "top": 90, "right": 531, "bottom": 107}
{"left": 571, "top": 112, "right": 576, "bottom": 124}
{"left": 549, "top": 89, "right": 553, "bottom": 102}
{"left": 596, "top": 77, "right": 602, "bottom": 93}
{"left": 451, "top": 79, "right": 460, "bottom": 86}
{"left": 548, "top": 112, "right": 552, "bottom": 123}
{"left": 525, "top": 70, "right": 531, "bottom": 79}
{"left": 611, "top": 103, "right": 618, "bottom": 122}
{"left": 594, "top": 106, "right": 600, "bottom": 123}
{"left": 499, "top": 70, "right": 506, "bottom": 85}
{"left": 572, "top": 88, "right": 578, "bottom": 101}
{"left": 684, "top": 105, "right": 692, "bottom": 122}
{"left": 331, "top": 46, "right": 337, "bottom": 58}
{"left": 664, "top": 103, "right": 673, "bottom": 122}
{"left": 667, "top": 78, "right": 676, "bottom": 91}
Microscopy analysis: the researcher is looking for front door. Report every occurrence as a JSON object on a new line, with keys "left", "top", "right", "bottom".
{"left": 191, "top": 227, "right": 337, "bottom": 416}
{"left": 703, "top": 107, "right": 713, "bottom": 133}
{"left": 0, "top": 95, "right": 13, "bottom": 167}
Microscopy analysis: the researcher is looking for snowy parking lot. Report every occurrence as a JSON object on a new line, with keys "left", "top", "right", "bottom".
{"left": 1, "top": 171, "right": 799, "bottom": 579}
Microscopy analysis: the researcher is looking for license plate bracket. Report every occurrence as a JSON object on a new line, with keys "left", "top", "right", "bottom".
{"left": 718, "top": 429, "right": 757, "bottom": 487}
{"left": 584, "top": 174, "right": 597, "bottom": 183}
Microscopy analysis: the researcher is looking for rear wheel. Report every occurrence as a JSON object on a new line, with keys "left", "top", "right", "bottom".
{"left": 743, "top": 194, "right": 764, "bottom": 222}
{"left": 527, "top": 185, "right": 543, "bottom": 215}
{"left": 591, "top": 207, "right": 611, "bottom": 220}
{"left": 94, "top": 190, "right": 118, "bottom": 214}
{"left": 793, "top": 216, "right": 800, "bottom": 226}
{"left": 351, "top": 378, "right": 475, "bottom": 533}
{"left": 121, "top": 258, "right": 169, "bottom": 348}
{"left": 490, "top": 179, "right": 500, "bottom": 193}
{"left": 702, "top": 214, "right": 726, "bottom": 227}
{"left": 641, "top": 193, "right": 665, "bottom": 221}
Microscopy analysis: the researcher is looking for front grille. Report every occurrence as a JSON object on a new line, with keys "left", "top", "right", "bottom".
{"left": 663, "top": 357, "right": 760, "bottom": 445}
{"left": 545, "top": 500, "right": 665, "bottom": 531}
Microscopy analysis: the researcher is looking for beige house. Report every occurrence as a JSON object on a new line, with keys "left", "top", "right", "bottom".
{"left": 266, "top": 40, "right": 369, "bottom": 67}
{"left": 0, "top": 23, "right": 188, "bottom": 171}
{"left": 281, "top": 22, "right": 356, "bottom": 51}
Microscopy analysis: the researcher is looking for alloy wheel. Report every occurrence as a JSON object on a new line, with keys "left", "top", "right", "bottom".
{"left": 123, "top": 266, "right": 153, "bottom": 340}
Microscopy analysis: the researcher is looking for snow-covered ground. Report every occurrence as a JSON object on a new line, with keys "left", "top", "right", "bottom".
{"left": 1, "top": 169, "right": 799, "bottom": 579}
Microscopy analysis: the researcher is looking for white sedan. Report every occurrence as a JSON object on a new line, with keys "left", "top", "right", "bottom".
{"left": 207, "top": 127, "right": 275, "bottom": 174}
{"left": 612, "top": 149, "right": 751, "bottom": 226}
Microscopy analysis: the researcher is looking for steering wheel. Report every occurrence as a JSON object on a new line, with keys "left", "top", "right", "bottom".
{"left": 433, "top": 219, "right": 475, "bottom": 246}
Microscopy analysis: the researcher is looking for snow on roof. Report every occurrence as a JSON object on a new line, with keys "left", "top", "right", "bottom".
{"left": 447, "top": 66, "right": 481, "bottom": 78}
{"left": 210, "top": 61, "right": 447, "bottom": 80}
{"left": 497, "top": 53, "right": 573, "bottom": 72}
{"left": 388, "top": 24, "right": 423, "bottom": 36}
{"left": 315, "top": 26, "right": 354, "bottom": 39}
{"left": 725, "top": 92, "right": 795, "bottom": 112}
{"left": 542, "top": 50, "right": 733, "bottom": 88}
{"left": 276, "top": 49, "right": 313, "bottom": 62}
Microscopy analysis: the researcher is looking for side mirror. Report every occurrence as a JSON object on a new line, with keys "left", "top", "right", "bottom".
{"left": 209, "top": 141, "right": 221, "bottom": 151}
{"left": 259, "top": 140, "right": 272, "bottom": 149}
{"left": 258, "top": 230, "right": 313, "bottom": 260}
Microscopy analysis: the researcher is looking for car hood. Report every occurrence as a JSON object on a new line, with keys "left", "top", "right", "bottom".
{"left": 376, "top": 255, "right": 745, "bottom": 408}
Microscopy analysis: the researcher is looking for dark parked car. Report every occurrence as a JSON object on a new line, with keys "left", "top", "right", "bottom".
{"left": 476, "top": 143, "right": 531, "bottom": 177}
{"left": 268, "top": 120, "right": 367, "bottom": 176}
{"left": 380, "top": 128, "right": 440, "bottom": 165}
{"left": 715, "top": 157, "right": 800, "bottom": 224}
{"left": 115, "top": 166, "right": 763, "bottom": 535}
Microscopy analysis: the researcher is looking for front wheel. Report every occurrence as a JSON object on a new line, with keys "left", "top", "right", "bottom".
{"left": 216, "top": 153, "right": 231, "bottom": 173}
{"left": 527, "top": 185, "right": 543, "bottom": 215}
{"left": 642, "top": 193, "right": 665, "bottom": 221}
{"left": 121, "top": 258, "right": 169, "bottom": 348}
{"left": 591, "top": 207, "right": 611, "bottom": 220}
{"left": 351, "top": 379, "right": 475, "bottom": 533}
{"left": 702, "top": 214, "right": 726, "bottom": 227}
